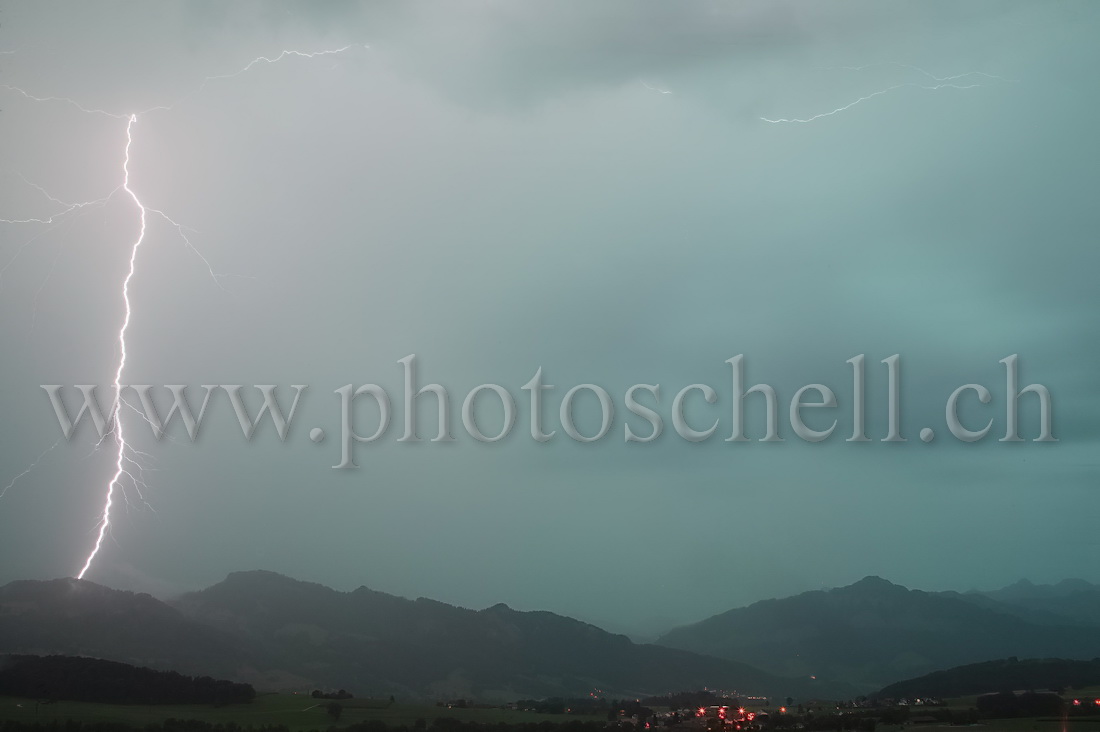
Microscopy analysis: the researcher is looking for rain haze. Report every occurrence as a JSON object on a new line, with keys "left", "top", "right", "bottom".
{"left": 1, "top": 1, "right": 1097, "bottom": 641}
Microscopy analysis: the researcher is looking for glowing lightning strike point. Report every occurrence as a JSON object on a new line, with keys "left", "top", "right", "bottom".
{"left": 76, "top": 114, "right": 146, "bottom": 580}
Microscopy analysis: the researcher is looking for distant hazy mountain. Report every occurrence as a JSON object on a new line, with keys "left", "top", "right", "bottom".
{"left": 966, "top": 579, "right": 1100, "bottom": 627}
{"left": 876, "top": 657, "right": 1100, "bottom": 700}
{"left": 656, "top": 576, "right": 1100, "bottom": 693}
{"left": 0, "top": 571, "right": 848, "bottom": 701}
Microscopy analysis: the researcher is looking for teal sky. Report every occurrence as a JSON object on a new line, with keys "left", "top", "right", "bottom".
{"left": 0, "top": 1, "right": 1097, "bottom": 638}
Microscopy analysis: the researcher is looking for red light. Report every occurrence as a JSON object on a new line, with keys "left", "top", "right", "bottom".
{"left": 1073, "top": 700, "right": 1081, "bottom": 706}
{"left": 1094, "top": 699, "right": 1100, "bottom": 706}
{"left": 697, "top": 708, "right": 706, "bottom": 717}
{"left": 746, "top": 713, "right": 755, "bottom": 721}
{"left": 779, "top": 707, "right": 787, "bottom": 714}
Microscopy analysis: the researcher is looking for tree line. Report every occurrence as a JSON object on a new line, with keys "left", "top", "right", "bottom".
{"left": 0, "top": 656, "right": 255, "bottom": 706}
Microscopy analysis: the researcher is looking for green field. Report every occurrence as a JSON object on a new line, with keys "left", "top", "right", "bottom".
{"left": 872, "top": 686, "right": 1100, "bottom": 732}
{"left": 0, "top": 694, "right": 604, "bottom": 731}
{"left": 943, "top": 686, "right": 1100, "bottom": 711}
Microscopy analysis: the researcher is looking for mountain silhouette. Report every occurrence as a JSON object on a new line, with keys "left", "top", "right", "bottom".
{"left": 656, "top": 576, "right": 1100, "bottom": 692}
{"left": 0, "top": 571, "right": 850, "bottom": 701}
{"left": 0, "top": 577, "right": 245, "bottom": 679}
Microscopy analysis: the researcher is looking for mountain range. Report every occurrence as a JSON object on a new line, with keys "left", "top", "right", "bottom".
{"left": 656, "top": 576, "right": 1100, "bottom": 693}
{"left": 3, "top": 571, "right": 1098, "bottom": 701}
{"left": 0, "top": 570, "right": 848, "bottom": 701}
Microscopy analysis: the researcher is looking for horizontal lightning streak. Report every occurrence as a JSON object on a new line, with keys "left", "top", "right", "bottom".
{"left": 197, "top": 46, "right": 358, "bottom": 91}
{"left": 641, "top": 80, "right": 672, "bottom": 95}
{"left": 761, "top": 81, "right": 979, "bottom": 124}
{"left": 760, "top": 67, "right": 1009, "bottom": 124}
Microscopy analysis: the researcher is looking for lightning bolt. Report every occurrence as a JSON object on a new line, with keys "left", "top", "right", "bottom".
{"left": 760, "top": 66, "right": 1012, "bottom": 124}
{"left": 0, "top": 44, "right": 364, "bottom": 579}
{"left": 75, "top": 114, "right": 145, "bottom": 580}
